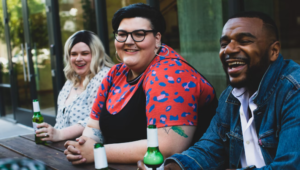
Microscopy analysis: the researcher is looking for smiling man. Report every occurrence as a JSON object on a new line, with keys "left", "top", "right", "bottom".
{"left": 161, "top": 11, "right": 300, "bottom": 170}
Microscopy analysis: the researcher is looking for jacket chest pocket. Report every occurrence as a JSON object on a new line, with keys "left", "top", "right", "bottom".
{"left": 218, "top": 123, "right": 230, "bottom": 140}
{"left": 218, "top": 123, "right": 230, "bottom": 153}
{"left": 259, "top": 129, "right": 279, "bottom": 161}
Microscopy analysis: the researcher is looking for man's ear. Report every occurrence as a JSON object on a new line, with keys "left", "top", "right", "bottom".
{"left": 269, "top": 41, "right": 281, "bottom": 62}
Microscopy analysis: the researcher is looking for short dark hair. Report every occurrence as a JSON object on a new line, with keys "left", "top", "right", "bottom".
{"left": 112, "top": 3, "right": 166, "bottom": 35}
{"left": 69, "top": 30, "right": 94, "bottom": 50}
{"left": 229, "top": 11, "right": 279, "bottom": 40}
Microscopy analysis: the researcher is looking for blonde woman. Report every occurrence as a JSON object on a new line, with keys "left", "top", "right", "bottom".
{"left": 36, "top": 30, "right": 114, "bottom": 142}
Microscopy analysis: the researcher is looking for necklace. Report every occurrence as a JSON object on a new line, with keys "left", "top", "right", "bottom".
{"left": 73, "top": 86, "right": 81, "bottom": 99}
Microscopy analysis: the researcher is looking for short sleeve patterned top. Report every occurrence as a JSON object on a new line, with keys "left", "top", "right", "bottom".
{"left": 90, "top": 45, "right": 215, "bottom": 128}
{"left": 54, "top": 66, "right": 110, "bottom": 129}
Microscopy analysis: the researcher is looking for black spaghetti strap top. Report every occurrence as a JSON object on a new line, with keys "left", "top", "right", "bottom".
{"left": 99, "top": 80, "right": 147, "bottom": 144}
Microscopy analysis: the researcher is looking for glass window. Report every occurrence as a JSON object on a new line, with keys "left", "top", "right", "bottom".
{"left": 277, "top": 1, "right": 300, "bottom": 64}
{"left": 0, "top": 87, "right": 13, "bottom": 119}
{"left": 243, "top": 0, "right": 300, "bottom": 64}
{"left": 59, "top": 0, "right": 97, "bottom": 50}
{"left": 159, "top": 0, "right": 180, "bottom": 52}
{"left": 0, "top": 1, "right": 10, "bottom": 84}
{"left": 7, "top": 0, "right": 32, "bottom": 109}
{"left": 28, "top": 0, "right": 55, "bottom": 115}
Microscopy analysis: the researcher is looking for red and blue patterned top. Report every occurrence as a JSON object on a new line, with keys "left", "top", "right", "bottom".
{"left": 90, "top": 45, "right": 215, "bottom": 128}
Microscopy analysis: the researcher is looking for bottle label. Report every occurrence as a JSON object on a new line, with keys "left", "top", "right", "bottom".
{"left": 144, "top": 163, "right": 164, "bottom": 170}
{"left": 32, "top": 122, "right": 39, "bottom": 132}
{"left": 94, "top": 147, "right": 108, "bottom": 169}
{"left": 147, "top": 128, "right": 158, "bottom": 147}
{"left": 33, "top": 102, "right": 40, "bottom": 112}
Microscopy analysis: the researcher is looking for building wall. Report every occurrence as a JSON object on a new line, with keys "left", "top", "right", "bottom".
{"left": 177, "top": 0, "right": 226, "bottom": 97}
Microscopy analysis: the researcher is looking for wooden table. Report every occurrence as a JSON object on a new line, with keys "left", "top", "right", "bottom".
{"left": 0, "top": 134, "right": 137, "bottom": 170}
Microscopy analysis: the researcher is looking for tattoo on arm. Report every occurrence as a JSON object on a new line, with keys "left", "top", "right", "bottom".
{"left": 83, "top": 126, "right": 104, "bottom": 143}
{"left": 163, "top": 126, "right": 188, "bottom": 138}
{"left": 92, "top": 128, "right": 103, "bottom": 141}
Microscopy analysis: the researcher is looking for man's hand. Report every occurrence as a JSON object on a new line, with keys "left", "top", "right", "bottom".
{"left": 164, "top": 162, "right": 181, "bottom": 170}
{"left": 64, "top": 136, "right": 96, "bottom": 164}
{"left": 137, "top": 160, "right": 146, "bottom": 170}
{"left": 137, "top": 160, "right": 182, "bottom": 170}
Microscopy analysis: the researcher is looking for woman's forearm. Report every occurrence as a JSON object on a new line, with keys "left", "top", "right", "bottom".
{"left": 105, "top": 139, "right": 148, "bottom": 164}
{"left": 95, "top": 126, "right": 194, "bottom": 164}
{"left": 59, "top": 124, "right": 85, "bottom": 141}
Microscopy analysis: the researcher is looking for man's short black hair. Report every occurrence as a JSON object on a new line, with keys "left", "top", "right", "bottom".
{"left": 112, "top": 3, "right": 166, "bottom": 35}
{"left": 229, "top": 11, "right": 279, "bottom": 40}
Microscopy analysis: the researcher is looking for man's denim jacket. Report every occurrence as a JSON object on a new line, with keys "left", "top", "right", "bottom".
{"left": 165, "top": 54, "right": 300, "bottom": 170}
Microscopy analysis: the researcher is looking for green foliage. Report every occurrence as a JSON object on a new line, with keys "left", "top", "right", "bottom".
{"left": 7, "top": 0, "right": 24, "bottom": 49}
{"left": 81, "top": 0, "right": 97, "bottom": 33}
{"left": 0, "top": 2, "right": 5, "bottom": 43}
{"left": 3, "top": 0, "right": 48, "bottom": 50}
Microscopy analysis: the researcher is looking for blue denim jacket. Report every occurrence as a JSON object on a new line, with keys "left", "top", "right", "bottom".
{"left": 165, "top": 54, "right": 300, "bottom": 170}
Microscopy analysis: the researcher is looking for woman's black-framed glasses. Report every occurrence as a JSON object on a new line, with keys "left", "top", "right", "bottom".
{"left": 114, "top": 30, "right": 156, "bottom": 42}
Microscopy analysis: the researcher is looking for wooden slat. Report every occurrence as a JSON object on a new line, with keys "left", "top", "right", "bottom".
{"left": 20, "top": 134, "right": 35, "bottom": 141}
{"left": 20, "top": 134, "right": 65, "bottom": 152}
{"left": 0, "top": 145, "right": 26, "bottom": 159}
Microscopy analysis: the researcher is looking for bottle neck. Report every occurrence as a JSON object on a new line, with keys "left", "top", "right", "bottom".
{"left": 147, "top": 147, "right": 160, "bottom": 152}
{"left": 94, "top": 143, "right": 104, "bottom": 148}
{"left": 34, "top": 111, "right": 41, "bottom": 116}
{"left": 147, "top": 128, "right": 158, "bottom": 147}
{"left": 33, "top": 101, "right": 40, "bottom": 113}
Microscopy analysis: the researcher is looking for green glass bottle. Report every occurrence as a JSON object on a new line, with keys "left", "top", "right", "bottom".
{"left": 32, "top": 99, "right": 44, "bottom": 144}
{"left": 143, "top": 125, "right": 164, "bottom": 170}
{"left": 94, "top": 143, "right": 109, "bottom": 170}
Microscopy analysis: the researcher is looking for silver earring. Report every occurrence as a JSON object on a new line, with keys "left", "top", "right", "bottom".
{"left": 155, "top": 45, "right": 170, "bottom": 58}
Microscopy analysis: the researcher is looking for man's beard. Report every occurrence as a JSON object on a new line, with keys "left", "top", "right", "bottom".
{"left": 228, "top": 74, "right": 247, "bottom": 88}
{"left": 226, "top": 68, "right": 262, "bottom": 89}
{"left": 225, "top": 52, "right": 270, "bottom": 90}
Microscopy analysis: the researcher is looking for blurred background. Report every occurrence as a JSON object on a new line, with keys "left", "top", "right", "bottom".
{"left": 0, "top": 0, "right": 299, "bottom": 127}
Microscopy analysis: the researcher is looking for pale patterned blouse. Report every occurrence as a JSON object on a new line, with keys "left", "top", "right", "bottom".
{"left": 54, "top": 66, "right": 110, "bottom": 129}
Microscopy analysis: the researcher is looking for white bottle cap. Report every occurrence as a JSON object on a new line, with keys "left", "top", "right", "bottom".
{"left": 94, "top": 147, "right": 108, "bottom": 169}
{"left": 33, "top": 101, "right": 40, "bottom": 112}
{"left": 147, "top": 128, "right": 158, "bottom": 147}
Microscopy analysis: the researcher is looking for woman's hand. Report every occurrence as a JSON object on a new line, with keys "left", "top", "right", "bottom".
{"left": 36, "top": 123, "right": 62, "bottom": 142}
{"left": 64, "top": 136, "right": 96, "bottom": 164}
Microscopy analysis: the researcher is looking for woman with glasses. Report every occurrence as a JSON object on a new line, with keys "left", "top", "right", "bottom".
{"left": 35, "top": 30, "right": 114, "bottom": 142}
{"left": 64, "top": 3, "right": 217, "bottom": 164}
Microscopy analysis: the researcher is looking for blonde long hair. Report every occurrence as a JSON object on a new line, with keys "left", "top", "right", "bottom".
{"left": 63, "top": 30, "right": 114, "bottom": 89}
